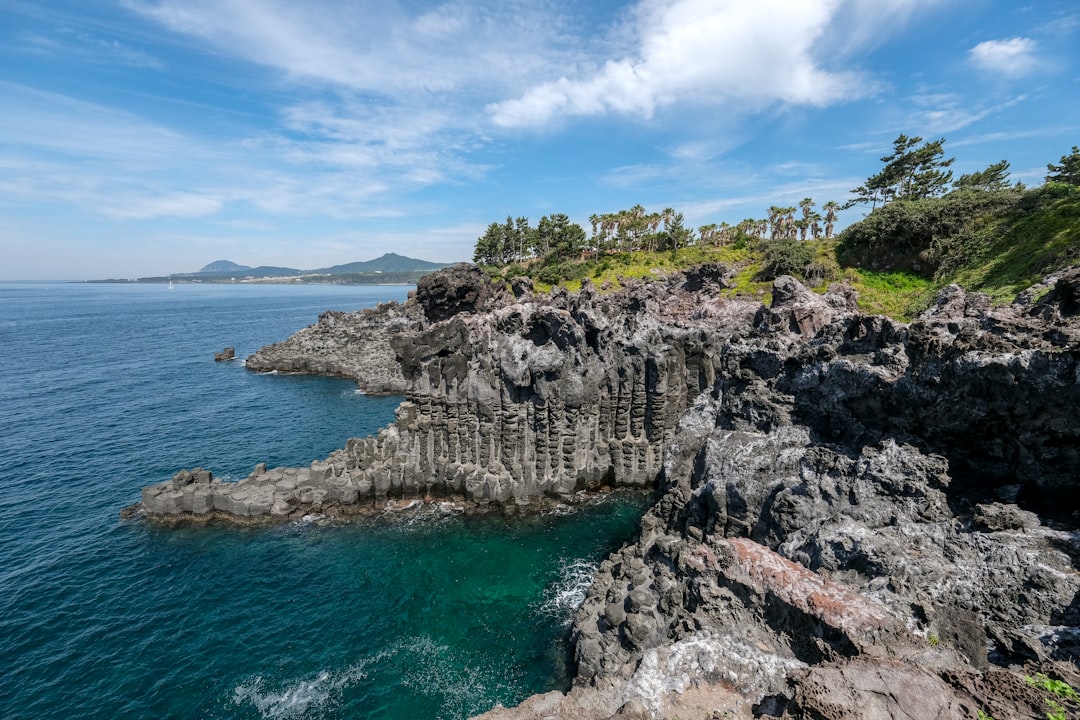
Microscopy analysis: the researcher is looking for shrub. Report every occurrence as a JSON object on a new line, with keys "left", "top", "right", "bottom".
{"left": 836, "top": 188, "right": 1023, "bottom": 274}
{"left": 757, "top": 239, "right": 816, "bottom": 281}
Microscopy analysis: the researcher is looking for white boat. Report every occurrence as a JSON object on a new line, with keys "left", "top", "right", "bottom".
{"left": 168, "top": 280, "right": 174, "bottom": 290}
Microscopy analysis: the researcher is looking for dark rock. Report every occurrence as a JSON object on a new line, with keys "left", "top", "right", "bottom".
{"left": 779, "top": 658, "right": 977, "bottom": 720}
{"left": 755, "top": 275, "right": 856, "bottom": 338}
{"left": 681, "top": 262, "right": 730, "bottom": 292}
{"left": 415, "top": 263, "right": 497, "bottom": 322}
{"left": 214, "top": 346, "right": 235, "bottom": 361}
{"left": 244, "top": 301, "right": 423, "bottom": 394}
{"left": 510, "top": 276, "right": 533, "bottom": 298}
{"left": 973, "top": 502, "right": 1040, "bottom": 532}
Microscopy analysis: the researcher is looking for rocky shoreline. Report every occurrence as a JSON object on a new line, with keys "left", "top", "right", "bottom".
{"left": 131, "top": 262, "right": 1080, "bottom": 718}
{"left": 243, "top": 299, "right": 425, "bottom": 394}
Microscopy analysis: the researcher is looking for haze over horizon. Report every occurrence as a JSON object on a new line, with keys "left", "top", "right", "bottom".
{"left": 2, "top": 0, "right": 1078, "bottom": 281}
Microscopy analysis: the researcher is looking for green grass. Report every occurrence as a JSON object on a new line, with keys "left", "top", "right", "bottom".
{"left": 948, "top": 185, "right": 1080, "bottom": 302}
{"left": 510, "top": 245, "right": 756, "bottom": 296}
{"left": 847, "top": 268, "right": 935, "bottom": 320}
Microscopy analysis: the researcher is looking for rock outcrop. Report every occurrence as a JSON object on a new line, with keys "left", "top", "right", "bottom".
{"left": 480, "top": 269, "right": 1080, "bottom": 719}
{"left": 134, "top": 263, "right": 1080, "bottom": 719}
{"left": 142, "top": 272, "right": 762, "bottom": 519}
{"left": 414, "top": 261, "right": 501, "bottom": 322}
{"left": 244, "top": 300, "right": 424, "bottom": 394}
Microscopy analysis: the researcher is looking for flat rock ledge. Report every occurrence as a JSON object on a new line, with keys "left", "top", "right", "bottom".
{"left": 131, "top": 464, "right": 624, "bottom": 525}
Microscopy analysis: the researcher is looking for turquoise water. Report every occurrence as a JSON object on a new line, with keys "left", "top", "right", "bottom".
{"left": 0, "top": 283, "right": 647, "bottom": 719}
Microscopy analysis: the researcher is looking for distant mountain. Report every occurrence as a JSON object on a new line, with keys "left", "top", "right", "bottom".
{"left": 182, "top": 263, "right": 302, "bottom": 279}
{"left": 316, "top": 253, "right": 449, "bottom": 275}
{"left": 199, "top": 260, "right": 252, "bottom": 273}
{"left": 155, "top": 253, "right": 450, "bottom": 282}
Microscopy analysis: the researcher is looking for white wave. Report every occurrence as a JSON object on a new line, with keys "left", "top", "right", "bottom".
{"left": 537, "top": 558, "right": 598, "bottom": 627}
{"left": 232, "top": 651, "right": 389, "bottom": 719}
{"left": 233, "top": 670, "right": 347, "bottom": 719}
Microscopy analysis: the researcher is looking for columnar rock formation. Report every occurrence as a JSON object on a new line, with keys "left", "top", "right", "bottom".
{"left": 134, "top": 262, "right": 1080, "bottom": 719}
{"left": 141, "top": 264, "right": 767, "bottom": 518}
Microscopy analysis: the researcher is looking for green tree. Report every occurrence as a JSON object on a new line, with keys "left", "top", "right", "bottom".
{"left": 780, "top": 206, "right": 797, "bottom": 239}
{"left": 847, "top": 134, "right": 955, "bottom": 209}
{"left": 473, "top": 221, "right": 504, "bottom": 266}
{"left": 955, "top": 160, "right": 1011, "bottom": 191}
{"left": 799, "top": 197, "right": 815, "bottom": 240}
{"left": 822, "top": 201, "right": 840, "bottom": 239}
{"left": 536, "top": 213, "right": 586, "bottom": 261}
{"left": 767, "top": 206, "right": 783, "bottom": 239}
{"left": 1046, "top": 146, "right": 1080, "bottom": 185}
{"left": 660, "top": 211, "right": 692, "bottom": 261}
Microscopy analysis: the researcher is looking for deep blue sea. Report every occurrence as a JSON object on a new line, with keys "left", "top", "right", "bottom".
{"left": 0, "top": 283, "right": 646, "bottom": 720}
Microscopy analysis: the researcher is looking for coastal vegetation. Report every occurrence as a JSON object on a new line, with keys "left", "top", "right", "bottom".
{"left": 472, "top": 140, "right": 1080, "bottom": 320}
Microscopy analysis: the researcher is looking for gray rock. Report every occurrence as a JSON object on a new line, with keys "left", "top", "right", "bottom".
{"left": 244, "top": 300, "right": 423, "bottom": 394}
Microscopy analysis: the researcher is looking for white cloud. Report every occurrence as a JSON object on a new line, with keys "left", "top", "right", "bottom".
{"left": 102, "top": 192, "right": 223, "bottom": 220}
{"left": 969, "top": 37, "right": 1041, "bottom": 77}
{"left": 487, "top": 0, "right": 949, "bottom": 128}
{"left": 124, "top": 0, "right": 576, "bottom": 96}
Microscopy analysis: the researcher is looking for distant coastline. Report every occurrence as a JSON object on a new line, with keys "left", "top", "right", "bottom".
{"left": 84, "top": 252, "right": 455, "bottom": 286}
{"left": 83, "top": 275, "right": 422, "bottom": 286}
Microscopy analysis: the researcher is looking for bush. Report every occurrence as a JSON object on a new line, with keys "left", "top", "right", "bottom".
{"left": 537, "top": 261, "right": 588, "bottom": 285}
{"left": 757, "top": 239, "right": 816, "bottom": 280}
{"left": 836, "top": 188, "right": 1023, "bottom": 274}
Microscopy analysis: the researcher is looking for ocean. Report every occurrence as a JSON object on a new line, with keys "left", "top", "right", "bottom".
{"left": 0, "top": 283, "right": 647, "bottom": 719}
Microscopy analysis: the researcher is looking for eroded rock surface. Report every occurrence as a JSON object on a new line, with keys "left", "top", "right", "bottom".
{"left": 133, "top": 264, "right": 1080, "bottom": 719}
{"left": 244, "top": 300, "right": 424, "bottom": 394}
{"left": 142, "top": 271, "right": 762, "bottom": 519}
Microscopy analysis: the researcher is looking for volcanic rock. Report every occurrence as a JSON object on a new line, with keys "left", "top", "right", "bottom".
{"left": 134, "top": 263, "right": 1080, "bottom": 719}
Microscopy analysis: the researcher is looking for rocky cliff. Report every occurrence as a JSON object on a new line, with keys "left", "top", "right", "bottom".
{"left": 140, "top": 262, "right": 755, "bottom": 518}
{"left": 472, "top": 270, "right": 1080, "bottom": 720}
{"left": 244, "top": 299, "right": 424, "bottom": 394}
{"left": 134, "top": 262, "right": 1080, "bottom": 718}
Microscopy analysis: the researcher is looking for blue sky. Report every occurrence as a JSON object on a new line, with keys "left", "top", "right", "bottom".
{"left": 1, "top": 0, "right": 1077, "bottom": 280}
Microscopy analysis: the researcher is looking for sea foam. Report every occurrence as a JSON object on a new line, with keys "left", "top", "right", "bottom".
{"left": 538, "top": 558, "right": 598, "bottom": 626}
{"left": 232, "top": 652, "right": 387, "bottom": 719}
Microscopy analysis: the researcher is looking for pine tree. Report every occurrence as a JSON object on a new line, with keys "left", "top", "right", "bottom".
{"left": 1046, "top": 146, "right": 1080, "bottom": 186}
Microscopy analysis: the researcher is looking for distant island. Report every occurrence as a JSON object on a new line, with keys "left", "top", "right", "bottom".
{"left": 89, "top": 252, "right": 453, "bottom": 285}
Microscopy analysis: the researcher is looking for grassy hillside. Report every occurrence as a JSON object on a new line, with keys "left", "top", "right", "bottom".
{"left": 487, "top": 183, "right": 1080, "bottom": 321}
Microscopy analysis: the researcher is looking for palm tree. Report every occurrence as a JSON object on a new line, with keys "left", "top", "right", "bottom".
{"left": 780, "top": 207, "right": 797, "bottom": 239}
{"left": 799, "top": 197, "right": 815, "bottom": 241}
{"left": 698, "top": 223, "right": 717, "bottom": 247}
{"left": 822, "top": 201, "right": 840, "bottom": 240}
{"left": 767, "top": 206, "right": 782, "bottom": 240}
{"left": 795, "top": 218, "right": 808, "bottom": 241}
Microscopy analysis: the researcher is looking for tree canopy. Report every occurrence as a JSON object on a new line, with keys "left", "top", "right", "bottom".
{"left": 846, "top": 134, "right": 955, "bottom": 209}
{"left": 954, "top": 160, "right": 1012, "bottom": 191}
{"left": 1046, "top": 146, "right": 1080, "bottom": 186}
